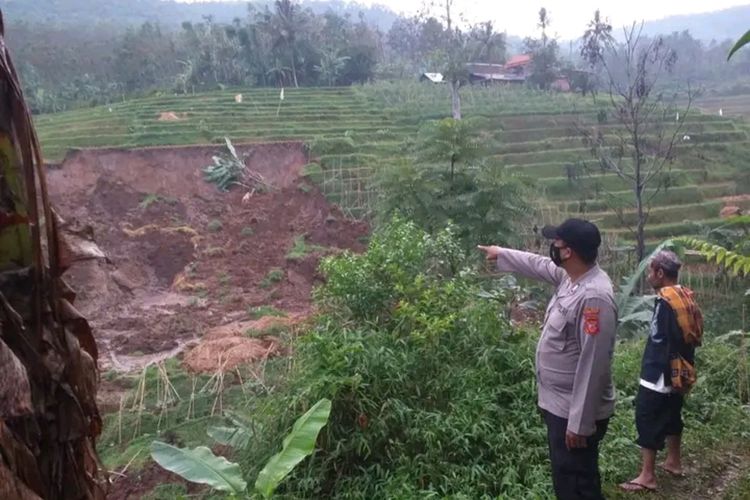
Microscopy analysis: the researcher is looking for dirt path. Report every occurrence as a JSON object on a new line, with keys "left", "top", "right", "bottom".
{"left": 607, "top": 442, "right": 750, "bottom": 499}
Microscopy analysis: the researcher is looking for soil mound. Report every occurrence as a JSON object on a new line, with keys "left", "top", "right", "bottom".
{"left": 47, "top": 142, "right": 368, "bottom": 372}
{"left": 182, "top": 314, "right": 308, "bottom": 373}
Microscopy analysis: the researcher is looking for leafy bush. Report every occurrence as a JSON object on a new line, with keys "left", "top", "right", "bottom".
{"left": 316, "top": 216, "right": 464, "bottom": 323}
{"left": 240, "top": 217, "right": 552, "bottom": 498}
{"left": 377, "top": 163, "right": 531, "bottom": 251}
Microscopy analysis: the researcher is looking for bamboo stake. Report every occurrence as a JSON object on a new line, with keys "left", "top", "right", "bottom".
{"left": 186, "top": 375, "right": 197, "bottom": 421}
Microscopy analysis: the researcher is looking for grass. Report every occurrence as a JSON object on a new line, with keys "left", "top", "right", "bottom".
{"left": 97, "top": 357, "right": 291, "bottom": 475}
{"left": 260, "top": 268, "right": 284, "bottom": 288}
{"left": 247, "top": 305, "right": 287, "bottom": 320}
{"left": 139, "top": 193, "right": 177, "bottom": 210}
{"left": 286, "top": 235, "right": 326, "bottom": 261}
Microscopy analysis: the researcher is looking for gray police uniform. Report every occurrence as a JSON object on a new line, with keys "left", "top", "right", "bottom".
{"left": 497, "top": 248, "right": 617, "bottom": 500}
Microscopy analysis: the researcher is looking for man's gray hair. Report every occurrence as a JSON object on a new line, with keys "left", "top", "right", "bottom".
{"left": 651, "top": 250, "right": 682, "bottom": 279}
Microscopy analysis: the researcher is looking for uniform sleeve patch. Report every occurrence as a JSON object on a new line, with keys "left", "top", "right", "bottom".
{"left": 583, "top": 307, "right": 600, "bottom": 335}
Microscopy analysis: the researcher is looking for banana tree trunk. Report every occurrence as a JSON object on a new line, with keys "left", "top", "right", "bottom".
{"left": 0, "top": 11, "right": 105, "bottom": 500}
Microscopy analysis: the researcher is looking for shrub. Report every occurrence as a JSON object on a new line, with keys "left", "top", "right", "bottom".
{"left": 377, "top": 163, "right": 532, "bottom": 252}
{"left": 240, "top": 218, "right": 552, "bottom": 498}
{"left": 261, "top": 268, "right": 285, "bottom": 288}
{"left": 207, "top": 219, "right": 223, "bottom": 233}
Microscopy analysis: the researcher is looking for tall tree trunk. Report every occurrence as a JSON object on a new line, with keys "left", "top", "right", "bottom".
{"left": 290, "top": 44, "right": 299, "bottom": 88}
{"left": 450, "top": 80, "right": 461, "bottom": 120}
{"left": 0, "top": 13, "right": 105, "bottom": 500}
{"left": 633, "top": 121, "right": 646, "bottom": 263}
{"left": 635, "top": 185, "right": 646, "bottom": 263}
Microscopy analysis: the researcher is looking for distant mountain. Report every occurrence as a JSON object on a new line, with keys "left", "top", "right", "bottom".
{"left": 0, "top": 0, "right": 399, "bottom": 31}
{"left": 639, "top": 5, "right": 750, "bottom": 42}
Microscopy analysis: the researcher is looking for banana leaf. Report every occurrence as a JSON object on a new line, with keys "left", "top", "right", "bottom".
{"left": 254, "top": 398, "right": 332, "bottom": 498}
{"left": 150, "top": 441, "right": 247, "bottom": 494}
{"left": 728, "top": 29, "right": 750, "bottom": 60}
{"left": 207, "top": 425, "right": 251, "bottom": 449}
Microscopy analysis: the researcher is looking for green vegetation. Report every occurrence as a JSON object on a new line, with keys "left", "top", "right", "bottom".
{"left": 139, "top": 193, "right": 175, "bottom": 210}
{"left": 96, "top": 219, "right": 750, "bottom": 498}
{"left": 286, "top": 235, "right": 326, "bottom": 261}
{"left": 248, "top": 305, "right": 287, "bottom": 320}
{"left": 207, "top": 219, "right": 224, "bottom": 233}
{"left": 261, "top": 268, "right": 285, "bottom": 288}
{"left": 34, "top": 83, "right": 750, "bottom": 247}
{"left": 203, "top": 138, "right": 247, "bottom": 192}
{"left": 150, "top": 399, "right": 332, "bottom": 497}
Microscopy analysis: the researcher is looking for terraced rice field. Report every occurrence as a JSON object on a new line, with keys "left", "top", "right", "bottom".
{"left": 34, "top": 84, "right": 750, "bottom": 246}
{"left": 693, "top": 93, "right": 750, "bottom": 119}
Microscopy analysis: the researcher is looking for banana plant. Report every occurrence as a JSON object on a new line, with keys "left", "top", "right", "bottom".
{"left": 616, "top": 239, "right": 677, "bottom": 337}
{"left": 151, "top": 398, "right": 332, "bottom": 498}
{"left": 203, "top": 137, "right": 246, "bottom": 191}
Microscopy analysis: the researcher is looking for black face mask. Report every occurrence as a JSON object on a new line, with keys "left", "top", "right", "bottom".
{"left": 549, "top": 243, "right": 565, "bottom": 266}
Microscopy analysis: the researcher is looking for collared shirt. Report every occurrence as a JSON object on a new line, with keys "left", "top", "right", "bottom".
{"left": 497, "top": 249, "right": 617, "bottom": 436}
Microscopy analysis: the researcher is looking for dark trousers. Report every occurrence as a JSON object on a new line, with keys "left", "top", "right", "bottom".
{"left": 635, "top": 385, "right": 684, "bottom": 451}
{"left": 542, "top": 410, "right": 610, "bottom": 500}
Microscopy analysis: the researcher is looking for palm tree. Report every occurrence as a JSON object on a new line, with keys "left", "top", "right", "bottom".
{"left": 0, "top": 11, "right": 104, "bottom": 499}
{"left": 264, "top": 0, "right": 304, "bottom": 88}
{"left": 266, "top": 58, "right": 293, "bottom": 87}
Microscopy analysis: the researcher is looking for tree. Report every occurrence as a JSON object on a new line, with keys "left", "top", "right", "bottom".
{"left": 438, "top": 0, "right": 469, "bottom": 120}
{"left": 524, "top": 7, "right": 559, "bottom": 90}
{"left": 469, "top": 21, "right": 506, "bottom": 64}
{"left": 314, "top": 48, "right": 349, "bottom": 86}
{"left": 262, "top": 0, "right": 306, "bottom": 88}
{"left": 578, "top": 10, "right": 613, "bottom": 97}
{"left": 417, "top": 117, "right": 483, "bottom": 180}
{"left": 580, "top": 18, "right": 690, "bottom": 261}
{"left": 115, "top": 22, "right": 181, "bottom": 93}
{"left": 378, "top": 118, "right": 530, "bottom": 249}
{"left": 0, "top": 12, "right": 104, "bottom": 499}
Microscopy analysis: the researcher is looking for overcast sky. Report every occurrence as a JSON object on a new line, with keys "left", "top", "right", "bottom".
{"left": 180, "top": 1, "right": 750, "bottom": 39}
{"left": 374, "top": 0, "right": 750, "bottom": 39}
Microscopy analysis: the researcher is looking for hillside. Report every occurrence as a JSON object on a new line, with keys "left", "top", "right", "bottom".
{"left": 34, "top": 85, "right": 750, "bottom": 247}
{"left": 0, "top": 0, "right": 399, "bottom": 30}
{"left": 640, "top": 5, "right": 750, "bottom": 42}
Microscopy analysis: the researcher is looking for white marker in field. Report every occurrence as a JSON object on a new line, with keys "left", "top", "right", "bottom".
{"left": 235, "top": 93, "right": 243, "bottom": 103}
{"left": 276, "top": 87, "right": 285, "bottom": 117}
{"left": 719, "top": 108, "right": 723, "bottom": 116}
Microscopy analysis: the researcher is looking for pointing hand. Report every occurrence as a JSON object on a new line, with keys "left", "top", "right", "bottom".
{"left": 477, "top": 245, "right": 502, "bottom": 261}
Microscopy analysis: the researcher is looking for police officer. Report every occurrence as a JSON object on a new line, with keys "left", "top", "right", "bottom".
{"left": 479, "top": 218, "right": 617, "bottom": 500}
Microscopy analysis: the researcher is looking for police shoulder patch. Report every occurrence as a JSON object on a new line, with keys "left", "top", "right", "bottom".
{"left": 583, "top": 307, "right": 600, "bottom": 335}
